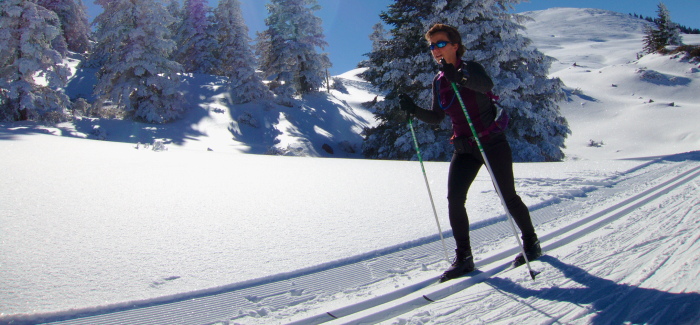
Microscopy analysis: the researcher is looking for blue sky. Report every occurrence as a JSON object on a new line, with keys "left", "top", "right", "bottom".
{"left": 84, "top": 0, "right": 699, "bottom": 75}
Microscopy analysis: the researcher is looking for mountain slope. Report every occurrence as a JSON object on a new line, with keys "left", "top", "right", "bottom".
{"left": 522, "top": 8, "right": 652, "bottom": 72}
{"left": 521, "top": 8, "right": 700, "bottom": 160}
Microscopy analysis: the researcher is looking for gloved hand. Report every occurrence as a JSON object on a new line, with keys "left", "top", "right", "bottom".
{"left": 398, "top": 93, "right": 419, "bottom": 115}
{"left": 439, "top": 59, "right": 469, "bottom": 85}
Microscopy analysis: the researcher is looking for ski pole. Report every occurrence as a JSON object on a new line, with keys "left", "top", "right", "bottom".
{"left": 408, "top": 117, "right": 451, "bottom": 263}
{"left": 448, "top": 81, "right": 539, "bottom": 280}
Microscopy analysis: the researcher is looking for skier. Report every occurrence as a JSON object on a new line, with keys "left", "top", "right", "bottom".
{"left": 399, "top": 24, "right": 542, "bottom": 282}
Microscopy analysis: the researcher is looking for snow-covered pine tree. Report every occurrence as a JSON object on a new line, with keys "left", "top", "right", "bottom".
{"left": 0, "top": 0, "right": 71, "bottom": 122}
{"left": 91, "top": 0, "right": 186, "bottom": 123}
{"left": 656, "top": 2, "right": 682, "bottom": 46}
{"left": 37, "top": 0, "right": 91, "bottom": 54}
{"left": 63, "top": 0, "right": 90, "bottom": 53}
{"left": 33, "top": 0, "right": 67, "bottom": 57}
{"left": 166, "top": 0, "right": 182, "bottom": 38}
{"left": 256, "top": 0, "right": 331, "bottom": 101}
{"left": 362, "top": 0, "right": 570, "bottom": 162}
{"left": 642, "top": 24, "right": 663, "bottom": 54}
{"left": 361, "top": 0, "right": 461, "bottom": 161}
{"left": 211, "top": 0, "right": 271, "bottom": 103}
{"left": 173, "top": 0, "right": 217, "bottom": 74}
{"left": 643, "top": 2, "right": 683, "bottom": 53}
{"left": 83, "top": 0, "right": 125, "bottom": 68}
{"left": 358, "top": 23, "right": 388, "bottom": 81}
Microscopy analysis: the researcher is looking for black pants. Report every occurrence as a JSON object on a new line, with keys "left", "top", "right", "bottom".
{"left": 447, "top": 133, "right": 536, "bottom": 253}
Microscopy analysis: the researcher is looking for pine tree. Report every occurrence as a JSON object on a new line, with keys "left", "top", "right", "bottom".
{"left": 359, "top": 23, "right": 388, "bottom": 81}
{"left": 654, "top": 2, "right": 682, "bottom": 46}
{"left": 642, "top": 24, "right": 663, "bottom": 54}
{"left": 34, "top": 0, "right": 68, "bottom": 57}
{"left": 172, "top": 0, "right": 217, "bottom": 74}
{"left": 362, "top": 0, "right": 570, "bottom": 162}
{"left": 0, "top": 0, "right": 71, "bottom": 122}
{"left": 211, "top": 0, "right": 271, "bottom": 103}
{"left": 83, "top": 0, "right": 124, "bottom": 68}
{"left": 64, "top": 0, "right": 90, "bottom": 53}
{"left": 643, "top": 2, "right": 683, "bottom": 53}
{"left": 165, "top": 0, "right": 182, "bottom": 38}
{"left": 256, "top": 0, "right": 331, "bottom": 101}
{"left": 37, "top": 0, "right": 91, "bottom": 54}
{"left": 166, "top": 0, "right": 181, "bottom": 20}
{"left": 361, "top": 0, "right": 446, "bottom": 160}
{"left": 92, "top": 0, "right": 186, "bottom": 123}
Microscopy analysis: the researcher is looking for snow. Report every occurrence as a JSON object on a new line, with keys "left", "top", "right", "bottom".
{"left": 1, "top": 7, "right": 699, "bottom": 325}
{"left": 521, "top": 8, "right": 700, "bottom": 162}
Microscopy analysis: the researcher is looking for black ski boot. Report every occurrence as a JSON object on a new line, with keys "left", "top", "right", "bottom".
{"left": 439, "top": 249, "right": 475, "bottom": 282}
{"left": 513, "top": 239, "right": 542, "bottom": 268}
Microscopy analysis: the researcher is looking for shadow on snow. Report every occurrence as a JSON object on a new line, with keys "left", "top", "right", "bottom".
{"left": 228, "top": 91, "right": 371, "bottom": 157}
{"left": 485, "top": 256, "right": 700, "bottom": 324}
{"left": 3, "top": 70, "right": 373, "bottom": 159}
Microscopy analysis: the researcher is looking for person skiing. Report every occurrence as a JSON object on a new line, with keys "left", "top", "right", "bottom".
{"left": 399, "top": 23, "right": 542, "bottom": 282}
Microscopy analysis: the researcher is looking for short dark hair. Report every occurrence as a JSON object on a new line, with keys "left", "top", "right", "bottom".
{"left": 425, "top": 24, "right": 466, "bottom": 58}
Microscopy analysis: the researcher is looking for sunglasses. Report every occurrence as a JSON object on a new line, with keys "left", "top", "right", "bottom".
{"left": 429, "top": 41, "right": 452, "bottom": 50}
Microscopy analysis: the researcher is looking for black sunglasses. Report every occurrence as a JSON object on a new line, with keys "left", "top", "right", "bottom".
{"left": 429, "top": 41, "right": 452, "bottom": 50}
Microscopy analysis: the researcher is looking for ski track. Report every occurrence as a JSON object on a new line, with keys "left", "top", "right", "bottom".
{"left": 386, "top": 161, "right": 700, "bottom": 325}
{"left": 9, "top": 155, "right": 697, "bottom": 325}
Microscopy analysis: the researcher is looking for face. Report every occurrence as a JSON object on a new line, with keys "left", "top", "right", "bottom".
{"left": 428, "top": 32, "right": 459, "bottom": 65}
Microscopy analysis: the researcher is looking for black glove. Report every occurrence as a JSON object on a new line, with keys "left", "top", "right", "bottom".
{"left": 439, "top": 59, "right": 469, "bottom": 85}
{"left": 398, "top": 93, "right": 419, "bottom": 115}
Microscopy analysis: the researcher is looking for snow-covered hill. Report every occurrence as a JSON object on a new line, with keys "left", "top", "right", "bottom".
{"left": 521, "top": 7, "right": 700, "bottom": 161}
{"left": 60, "top": 66, "right": 380, "bottom": 157}
{"left": 522, "top": 8, "right": 653, "bottom": 72}
{"left": 1, "top": 7, "right": 699, "bottom": 325}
